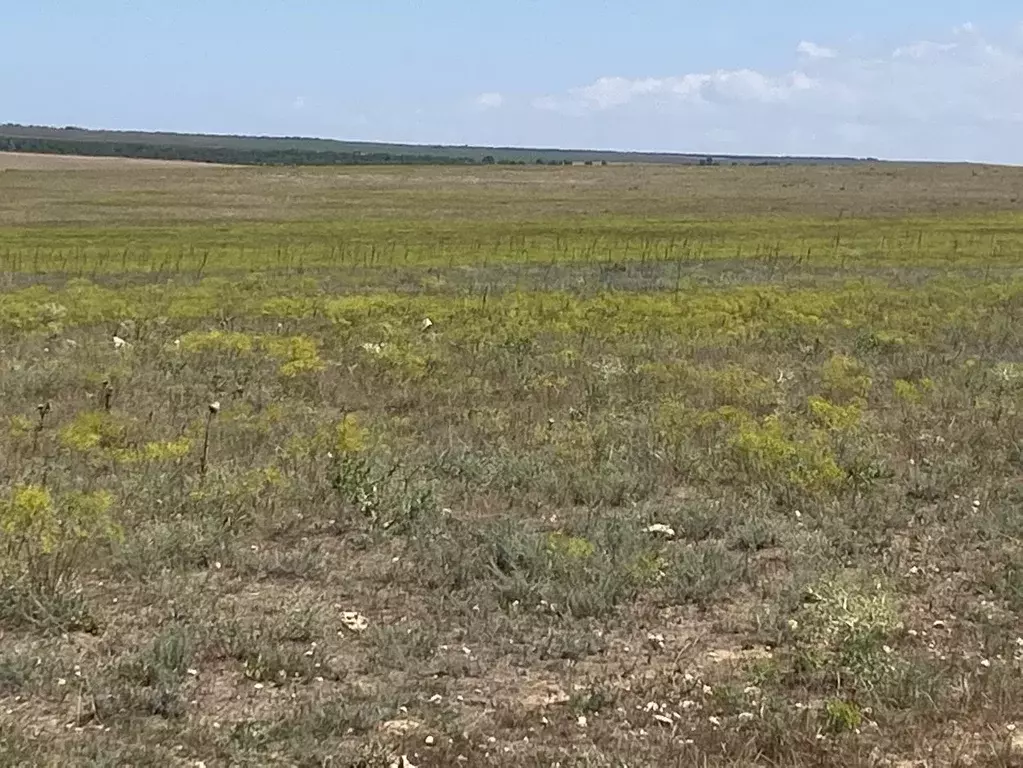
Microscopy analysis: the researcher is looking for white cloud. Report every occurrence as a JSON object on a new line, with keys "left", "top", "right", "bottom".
{"left": 520, "top": 23, "right": 1023, "bottom": 162}
{"left": 892, "top": 41, "right": 957, "bottom": 59}
{"left": 475, "top": 92, "right": 504, "bottom": 109}
{"left": 538, "top": 70, "right": 818, "bottom": 114}
{"left": 797, "top": 41, "right": 837, "bottom": 59}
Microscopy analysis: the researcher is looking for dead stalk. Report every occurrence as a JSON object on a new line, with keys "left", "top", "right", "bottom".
{"left": 200, "top": 401, "right": 220, "bottom": 481}
{"left": 32, "top": 401, "right": 51, "bottom": 456}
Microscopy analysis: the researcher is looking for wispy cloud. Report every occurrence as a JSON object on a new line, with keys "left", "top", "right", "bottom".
{"left": 797, "top": 41, "right": 837, "bottom": 59}
{"left": 892, "top": 41, "right": 957, "bottom": 59}
{"left": 475, "top": 92, "right": 504, "bottom": 109}
{"left": 517, "top": 23, "right": 1023, "bottom": 161}
{"left": 535, "top": 70, "right": 819, "bottom": 114}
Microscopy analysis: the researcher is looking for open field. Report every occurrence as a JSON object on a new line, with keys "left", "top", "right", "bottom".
{"left": 2, "top": 161, "right": 1023, "bottom": 767}
{"left": 0, "top": 153, "right": 228, "bottom": 171}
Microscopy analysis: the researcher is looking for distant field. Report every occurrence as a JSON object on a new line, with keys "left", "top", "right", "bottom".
{"left": 0, "top": 159, "right": 1020, "bottom": 225}
{"left": 0, "top": 151, "right": 228, "bottom": 171}
{"left": 2, "top": 161, "right": 1023, "bottom": 767}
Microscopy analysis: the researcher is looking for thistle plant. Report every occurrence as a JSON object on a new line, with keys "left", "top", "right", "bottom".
{"left": 200, "top": 401, "right": 220, "bottom": 481}
{"left": 102, "top": 379, "right": 114, "bottom": 412}
{"left": 31, "top": 401, "right": 51, "bottom": 456}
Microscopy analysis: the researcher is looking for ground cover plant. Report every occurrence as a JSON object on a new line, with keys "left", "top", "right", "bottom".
{"left": 2, "top": 155, "right": 1023, "bottom": 766}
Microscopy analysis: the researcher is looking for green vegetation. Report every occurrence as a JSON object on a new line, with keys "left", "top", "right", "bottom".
{"left": 2, "top": 159, "right": 1023, "bottom": 766}
{"left": 2, "top": 132, "right": 484, "bottom": 166}
{"left": 2, "top": 122, "right": 874, "bottom": 166}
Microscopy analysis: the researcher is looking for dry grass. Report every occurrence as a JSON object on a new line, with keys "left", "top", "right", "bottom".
{"left": 0, "top": 160, "right": 1022, "bottom": 227}
{"left": 2, "top": 161, "right": 1023, "bottom": 767}
{"left": 0, "top": 151, "right": 228, "bottom": 171}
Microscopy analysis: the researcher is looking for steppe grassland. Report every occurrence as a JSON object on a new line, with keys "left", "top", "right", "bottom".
{"left": 2, "top": 156, "right": 1023, "bottom": 766}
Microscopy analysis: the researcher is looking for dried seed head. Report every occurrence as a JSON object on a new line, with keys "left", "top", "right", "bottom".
{"left": 209, "top": 401, "right": 221, "bottom": 415}
{"left": 37, "top": 402, "right": 51, "bottom": 417}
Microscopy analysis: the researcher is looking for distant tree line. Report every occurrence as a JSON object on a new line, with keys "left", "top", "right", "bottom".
{"left": 0, "top": 136, "right": 487, "bottom": 166}
{"left": 482, "top": 155, "right": 581, "bottom": 166}
{"left": 0, "top": 123, "right": 880, "bottom": 167}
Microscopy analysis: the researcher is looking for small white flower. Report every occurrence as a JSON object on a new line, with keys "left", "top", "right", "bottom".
{"left": 645, "top": 523, "right": 676, "bottom": 539}
{"left": 339, "top": 611, "right": 369, "bottom": 633}
{"left": 112, "top": 336, "right": 127, "bottom": 350}
{"left": 577, "top": 715, "right": 588, "bottom": 728}
{"left": 421, "top": 318, "right": 434, "bottom": 332}
{"left": 647, "top": 632, "right": 666, "bottom": 650}
{"left": 708, "top": 716, "right": 721, "bottom": 727}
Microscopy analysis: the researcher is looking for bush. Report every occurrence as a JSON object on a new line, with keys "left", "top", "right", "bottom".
{"left": 0, "top": 484, "right": 121, "bottom": 630}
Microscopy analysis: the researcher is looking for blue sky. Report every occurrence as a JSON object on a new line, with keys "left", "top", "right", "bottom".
{"left": 3, "top": 2, "right": 1023, "bottom": 162}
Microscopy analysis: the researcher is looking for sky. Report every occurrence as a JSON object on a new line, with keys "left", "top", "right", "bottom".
{"left": 4, "top": 1, "right": 1023, "bottom": 163}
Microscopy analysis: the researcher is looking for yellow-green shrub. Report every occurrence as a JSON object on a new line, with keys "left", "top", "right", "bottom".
{"left": 59, "top": 411, "right": 192, "bottom": 465}
{"left": 335, "top": 415, "right": 369, "bottom": 454}
{"left": 110, "top": 436, "right": 193, "bottom": 464}
{"left": 59, "top": 411, "right": 127, "bottom": 453}
{"left": 178, "top": 329, "right": 256, "bottom": 355}
{"left": 729, "top": 413, "right": 845, "bottom": 495}
{"left": 0, "top": 484, "right": 121, "bottom": 589}
{"left": 264, "top": 335, "right": 327, "bottom": 377}
{"left": 821, "top": 355, "right": 872, "bottom": 403}
{"left": 176, "top": 330, "right": 326, "bottom": 377}
{"left": 808, "top": 396, "right": 863, "bottom": 433}
{"left": 547, "top": 533, "right": 595, "bottom": 561}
